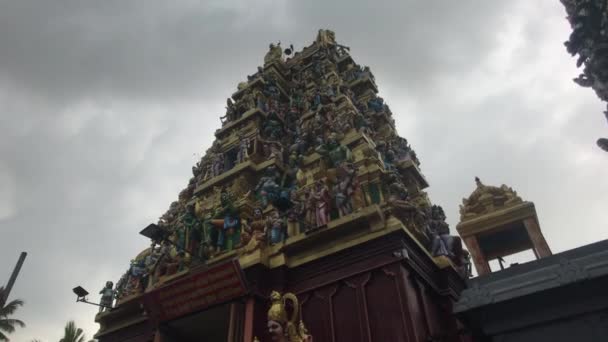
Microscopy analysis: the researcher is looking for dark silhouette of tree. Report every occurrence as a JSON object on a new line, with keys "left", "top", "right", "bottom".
{"left": 59, "top": 321, "right": 85, "bottom": 342}
{"left": 0, "top": 287, "right": 25, "bottom": 341}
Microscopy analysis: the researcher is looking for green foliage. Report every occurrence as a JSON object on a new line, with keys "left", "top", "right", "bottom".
{"left": 59, "top": 321, "right": 85, "bottom": 342}
{"left": 0, "top": 287, "right": 26, "bottom": 341}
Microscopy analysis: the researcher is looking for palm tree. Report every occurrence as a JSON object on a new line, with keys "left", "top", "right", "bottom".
{"left": 59, "top": 321, "right": 85, "bottom": 342}
{"left": 0, "top": 287, "right": 25, "bottom": 341}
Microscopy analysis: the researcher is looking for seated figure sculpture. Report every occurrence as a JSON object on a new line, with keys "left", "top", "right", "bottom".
{"left": 264, "top": 42, "right": 283, "bottom": 65}
{"left": 426, "top": 205, "right": 463, "bottom": 261}
{"left": 241, "top": 207, "right": 267, "bottom": 253}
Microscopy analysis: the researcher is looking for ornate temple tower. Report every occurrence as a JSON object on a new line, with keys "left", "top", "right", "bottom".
{"left": 456, "top": 178, "right": 552, "bottom": 276}
{"left": 94, "top": 30, "right": 470, "bottom": 342}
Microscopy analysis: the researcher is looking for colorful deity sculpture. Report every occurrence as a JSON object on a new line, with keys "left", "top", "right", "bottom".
{"left": 287, "top": 190, "right": 305, "bottom": 235}
{"left": 142, "top": 31, "right": 445, "bottom": 288}
{"left": 150, "top": 241, "right": 174, "bottom": 281}
{"left": 119, "top": 258, "right": 146, "bottom": 296}
{"left": 316, "top": 133, "right": 352, "bottom": 169}
{"left": 210, "top": 190, "right": 241, "bottom": 252}
{"left": 254, "top": 291, "right": 312, "bottom": 342}
{"left": 182, "top": 204, "right": 203, "bottom": 259}
{"left": 313, "top": 180, "right": 331, "bottom": 228}
{"left": 333, "top": 163, "right": 361, "bottom": 216}
{"left": 263, "top": 111, "right": 284, "bottom": 141}
{"left": 267, "top": 210, "right": 287, "bottom": 245}
{"left": 255, "top": 167, "right": 285, "bottom": 209}
{"left": 241, "top": 207, "right": 267, "bottom": 253}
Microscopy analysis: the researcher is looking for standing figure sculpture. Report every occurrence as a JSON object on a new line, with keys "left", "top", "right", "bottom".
{"left": 333, "top": 163, "right": 359, "bottom": 216}
{"left": 182, "top": 204, "right": 203, "bottom": 259}
{"left": 313, "top": 180, "right": 331, "bottom": 228}
{"left": 99, "top": 281, "right": 115, "bottom": 313}
{"left": 304, "top": 190, "right": 316, "bottom": 232}
{"left": 255, "top": 166, "right": 283, "bottom": 209}
{"left": 236, "top": 134, "right": 251, "bottom": 164}
{"left": 212, "top": 153, "right": 225, "bottom": 177}
{"left": 210, "top": 190, "right": 241, "bottom": 253}
{"left": 267, "top": 211, "right": 287, "bottom": 245}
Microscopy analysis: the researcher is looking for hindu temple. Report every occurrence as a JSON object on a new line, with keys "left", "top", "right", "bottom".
{"left": 91, "top": 29, "right": 608, "bottom": 342}
{"left": 92, "top": 30, "right": 471, "bottom": 342}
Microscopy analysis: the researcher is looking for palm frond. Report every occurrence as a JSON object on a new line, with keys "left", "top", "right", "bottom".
{"left": 0, "top": 299, "right": 25, "bottom": 316}
{"left": 61, "top": 320, "right": 86, "bottom": 342}
{"left": 0, "top": 288, "right": 25, "bottom": 339}
{"left": 0, "top": 318, "right": 25, "bottom": 331}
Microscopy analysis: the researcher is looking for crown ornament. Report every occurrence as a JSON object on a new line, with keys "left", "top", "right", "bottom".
{"left": 255, "top": 290, "right": 312, "bottom": 342}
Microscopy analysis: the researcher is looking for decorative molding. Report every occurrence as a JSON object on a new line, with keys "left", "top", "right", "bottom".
{"left": 555, "top": 258, "right": 589, "bottom": 285}
{"left": 455, "top": 239, "right": 608, "bottom": 312}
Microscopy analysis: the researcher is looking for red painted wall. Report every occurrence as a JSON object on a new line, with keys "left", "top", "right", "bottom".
{"left": 298, "top": 263, "right": 419, "bottom": 342}
{"left": 249, "top": 232, "right": 469, "bottom": 342}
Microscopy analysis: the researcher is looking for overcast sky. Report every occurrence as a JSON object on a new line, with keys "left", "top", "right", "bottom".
{"left": 1, "top": 1, "right": 607, "bottom": 341}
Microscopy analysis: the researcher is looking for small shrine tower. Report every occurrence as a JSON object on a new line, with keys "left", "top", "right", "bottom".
{"left": 456, "top": 178, "right": 552, "bottom": 276}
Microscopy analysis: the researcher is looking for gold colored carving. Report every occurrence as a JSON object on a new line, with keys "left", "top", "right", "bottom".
{"left": 264, "top": 43, "right": 283, "bottom": 65}
{"left": 267, "top": 291, "right": 288, "bottom": 323}
{"left": 316, "top": 29, "right": 336, "bottom": 48}
{"left": 230, "top": 175, "right": 251, "bottom": 200}
{"left": 256, "top": 291, "right": 312, "bottom": 342}
{"left": 459, "top": 177, "right": 523, "bottom": 221}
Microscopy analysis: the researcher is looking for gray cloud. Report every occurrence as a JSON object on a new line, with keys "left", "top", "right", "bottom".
{"left": 1, "top": 1, "right": 607, "bottom": 341}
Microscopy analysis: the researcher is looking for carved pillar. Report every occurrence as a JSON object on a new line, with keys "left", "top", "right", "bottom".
{"left": 523, "top": 217, "right": 552, "bottom": 258}
{"left": 463, "top": 236, "right": 490, "bottom": 276}
{"left": 242, "top": 297, "right": 255, "bottom": 342}
{"left": 227, "top": 302, "right": 238, "bottom": 342}
{"left": 287, "top": 221, "right": 299, "bottom": 238}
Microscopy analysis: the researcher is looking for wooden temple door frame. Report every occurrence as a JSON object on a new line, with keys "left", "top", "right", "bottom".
{"left": 241, "top": 297, "right": 255, "bottom": 342}
{"left": 227, "top": 300, "right": 248, "bottom": 342}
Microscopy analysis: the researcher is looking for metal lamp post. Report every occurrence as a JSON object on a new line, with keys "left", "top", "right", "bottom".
{"left": 72, "top": 286, "right": 110, "bottom": 309}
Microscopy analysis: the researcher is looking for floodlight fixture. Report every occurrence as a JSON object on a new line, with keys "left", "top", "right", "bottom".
{"left": 139, "top": 223, "right": 169, "bottom": 243}
{"left": 140, "top": 223, "right": 206, "bottom": 262}
{"left": 72, "top": 285, "right": 109, "bottom": 309}
{"left": 73, "top": 286, "right": 89, "bottom": 299}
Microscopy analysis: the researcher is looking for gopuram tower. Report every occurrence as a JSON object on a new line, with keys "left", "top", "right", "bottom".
{"left": 94, "top": 30, "right": 471, "bottom": 342}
